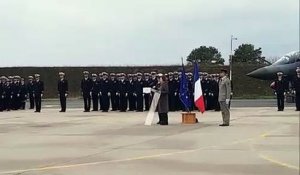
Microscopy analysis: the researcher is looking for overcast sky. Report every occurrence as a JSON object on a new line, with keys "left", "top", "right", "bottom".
{"left": 0, "top": 0, "right": 298, "bottom": 67}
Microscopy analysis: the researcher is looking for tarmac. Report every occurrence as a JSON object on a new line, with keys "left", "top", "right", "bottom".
{"left": 0, "top": 102, "right": 299, "bottom": 175}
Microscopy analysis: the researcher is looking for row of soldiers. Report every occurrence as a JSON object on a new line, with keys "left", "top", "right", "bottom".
{"left": 80, "top": 71, "right": 222, "bottom": 112}
{"left": 0, "top": 74, "right": 44, "bottom": 112}
{"left": 1, "top": 71, "right": 223, "bottom": 113}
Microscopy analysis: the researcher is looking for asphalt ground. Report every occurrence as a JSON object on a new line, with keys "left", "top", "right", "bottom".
{"left": 0, "top": 105, "right": 299, "bottom": 175}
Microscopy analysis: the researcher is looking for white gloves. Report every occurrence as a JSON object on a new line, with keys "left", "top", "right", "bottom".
{"left": 225, "top": 99, "right": 230, "bottom": 105}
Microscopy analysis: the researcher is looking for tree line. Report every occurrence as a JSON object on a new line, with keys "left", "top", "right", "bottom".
{"left": 187, "top": 44, "right": 271, "bottom": 65}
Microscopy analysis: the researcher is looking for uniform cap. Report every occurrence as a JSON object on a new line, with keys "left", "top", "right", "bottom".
{"left": 34, "top": 74, "right": 40, "bottom": 77}
{"left": 28, "top": 76, "right": 34, "bottom": 79}
{"left": 83, "top": 71, "right": 89, "bottom": 74}
{"left": 92, "top": 74, "right": 97, "bottom": 77}
{"left": 102, "top": 72, "right": 108, "bottom": 75}
{"left": 277, "top": 72, "right": 283, "bottom": 75}
{"left": 110, "top": 73, "right": 116, "bottom": 76}
{"left": 158, "top": 73, "right": 163, "bottom": 77}
{"left": 137, "top": 72, "right": 142, "bottom": 76}
{"left": 59, "top": 72, "right": 65, "bottom": 76}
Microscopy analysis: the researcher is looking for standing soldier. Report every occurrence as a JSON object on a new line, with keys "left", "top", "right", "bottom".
{"left": 143, "top": 73, "right": 151, "bottom": 111}
{"left": 11, "top": 76, "right": 20, "bottom": 110}
{"left": 211, "top": 74, "right": 220, "bottom": 111}
{"left": 271, "top": 72, "right": 288, "bottom": 111}
{"left": 173, "top": 72, "right": 180, "bottom": 111}
{"left": 19, "top": 78, "right": 27, "bottom": 110}
{"left": 293, "top": 67, "right": 300, "bottom": 111}
{"left": 218, "top": 69, "right": 231, "bottom": 126}
{"left": 100, "top": 72, "right": 110, "bottom": 112}
{"left": 0, "top": 76, "right": 6, "bottom": 112}
{"left": 91, "top": 74, "right": 100, "bottom": 111}
{"left": 118, "top": 73, "right": 128, "bottom": 112}
{"left": 187, "top": 72, "right": 194, "bottom": 111}
{"left": 134, "top": 73, "right": 144, "bottom": 112}
{"left": 127, "top": 74, "right": 136, "bottom": 111}
{"left": 81, "top": 71, "right": 93, "bottom": 112}
{"left": 3, "top": 78, "right": 12, "bottom": 111}
{"left": 168, "top": 72, "right": 176, "bottom": 111}
{"left": 33, "top": 74, "right": 44, "bottom": 113}
{"left": 58, "top": 72, "right": 68, "bottom": 112}
{"left": 27, "top": 76, "right": 35, "bottom": 109}
{"left": 109, "top": 73, "right": 119, "bottom": 111}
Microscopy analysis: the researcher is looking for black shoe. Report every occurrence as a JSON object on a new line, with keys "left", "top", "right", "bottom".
{"left": 296, "top": 109, "right": 300, "bottom": 111}
{"left": 102, "top": 110, "right": 108, "bottom": 112}
{"left": 34, "top": 111, "right": 40, "bottom": 113}
{"left": 219, "top": 124, "right": 229, "bottom": 126}
{"left": 59, "top": 110, "right": 65, "bottom": 112}
{"left": 157, "top": 121, "right": 161, "bottom": 124}
{"left": 84, "top": 110, "right": 90, "bottom": 112}
{"left": 160, "top": 123, "right": 168, "bottom": 125}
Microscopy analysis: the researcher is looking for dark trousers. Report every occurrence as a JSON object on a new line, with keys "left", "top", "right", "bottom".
{"left": 144, "top": 94, "right": 150, "bottom": 111}
{"left": 158, "top": 113, "right": 168, "bottom": 125}
{"left": 83, "top": 95, "right": 91, "bottom": 112}
{"left": 277, "top": 93, "right": 284, "bottom": 111}
{"left": 4, "top": 97, "right": 11, "bottom": 111}
{"left": 0, "top": 98, "right": 3, "bottom": 111}
{"left": 29, "top": 94, "right": 34, "bottom": 109}
{"left": 296, "top": 92, "right": 300, "bottom": 110}
{"left": 99, "top": 95, "right": 103, "bottom": 110}
{"left": 128, "top": 94, "right": 136, "bottom": 111}
{"left": 119, "top": 94, "right": 127, "bottom": 111}
{"left": 91, "top": 94, "right": 98, "bottom": 111}
{"left": 169, "top": 93, "right": 176, "bottom": 111}
{"left": 175, "top": 94, "right": 181, "bottom": 111}
{"left": 110, "top": 93, "right": 118, "bottom": 111}
{"left": 59, "top": 94, "right": 66, "bottom": 112}
{"left": 101, "top": 94, "right": 110, "bottom": 111}
{"left": 34, "top": 94, "right": 42, "bottom": 112}
{"left": 136, "top": 94, "right": 143, "bottom": 111}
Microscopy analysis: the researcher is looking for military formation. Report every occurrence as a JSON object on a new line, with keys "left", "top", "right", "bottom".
{"left": 1, "top": 68, "right": 300, "bottom": 113}
{"left": 0, "top": 74, "right": 44, "bottom": 112}
{"left": 79, "top": 71, "right": 222, "bottom": 113}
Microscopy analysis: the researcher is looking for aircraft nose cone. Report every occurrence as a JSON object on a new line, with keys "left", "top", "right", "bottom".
{"left": 247, "top": 68, "right": 267, "bottom": 79}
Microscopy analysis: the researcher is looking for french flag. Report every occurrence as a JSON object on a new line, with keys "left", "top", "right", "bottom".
{"left": 193, "top": 62, "right": 205, "bottom": 113}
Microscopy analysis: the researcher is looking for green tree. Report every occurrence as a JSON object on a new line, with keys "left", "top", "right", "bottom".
{"left": 232, "top": 44, "right": 271, "bottom": 65}
{"left": 187, "top": 46, "right": 225, "bottom": 65}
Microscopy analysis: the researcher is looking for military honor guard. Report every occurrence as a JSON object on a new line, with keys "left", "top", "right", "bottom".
{"left": 143, "top": 73, "right": 151, "bottom": 111}
{"left": 218, "top": 69, "right": 231, "bottom": 126}
{"left": 118, "top": 73, "right": 128, "bottom": 112}
{"left": 109, "top": 73, "right": 119, "bottom": 111}
{"left": 91, "top": 74, "right": 100, "bottom": 111}
{"left": 33, "top": 74, "right": 44, "bottom": 113}
{"left": 271, "top": 72, "right": 288, "bottom": 111}
{"left": 57, "top": 72, "right": 68, "bottom": 112}
{"left": 127, "top": 74, "right": 136, "bottom": 111}
{"left": 27, "top": 76, "right": 35, "bottom": 109}
{"left": 19, "top": 78, "right": 27, "bottom": 110}
{"left": 134, "top": 73, "right": 144, "bottom": 112}
{"left": 293, "top": 67, "right": 300, "bottom": 111}
{"left": 0, "top": 76, "right": 6, "bottom": 112}
{"left": 81, "top": 71, "right": 93, "bottom": 112}
{"left": 100, "top": 72, "right": 110, "bottom": 112}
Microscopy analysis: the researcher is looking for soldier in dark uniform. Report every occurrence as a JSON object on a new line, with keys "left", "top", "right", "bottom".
{"left": 187, "top": 72, "right": 194, "bottom": 111}
{"left": 128, "top": 74, "right": 136, "bottom": 111}
{"left": 168, "top": 72, "right": 176, "bottom": 111}
{"left": 81, "top": 71, "right": 93, "bottom": 112}
{"left": 33, "top": 74, "right": 44, "bottom": 112}
{"left": 271, "top": 72, "right": 288, "bottom": 111}
{"left": 0, "top": 76, "right": 6, "bottom": 112}
{"left": 118, "top": 73, "right": 128, "bottom": 112}
{"left": 58, "top": 72, "right": 68, "bottom": 112}
{"left": 11, "top": 76, "right": 20, "bottom": 110}
{"left": 173, "top": 72, "right": 180, "bottom": 111}
{"left": 100, "top": 72, "right": 110, "bottom": 112}
{"left": 27, "top": 76, "right": 35, "bottom": 109}
{"left": 143, "top": 73, "right": 151, "bottom": 111}
{"left": 98, "top": 73, "right": 104, "bottom": 110}
{"left": 211, "top": 74, "right": 220, "bottom": 111}
{"left": 109, "top": 73, "right": 119, "bottom": 111}
{"left": 3, "top": 78, "right": 12, "bottom": 111}
{"left": 134, "top": 73, "right": 144, "bottom": 112}
{"left": 91, "top": 74, "right": 100, "bottom": 111}
{"left": 293, "top": 68, "right": 300, "bottom": 111}
{"left": 19, "top": 78, "right": 27, "bottom": 110}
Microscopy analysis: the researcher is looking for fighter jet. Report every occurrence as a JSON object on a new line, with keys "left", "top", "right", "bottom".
{"left": 247, "top": 51, "right": 300, "bottom": 80}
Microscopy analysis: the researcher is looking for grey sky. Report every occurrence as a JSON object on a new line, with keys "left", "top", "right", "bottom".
{"left": 0, "top": 0, "right": 298, "bottom": 67}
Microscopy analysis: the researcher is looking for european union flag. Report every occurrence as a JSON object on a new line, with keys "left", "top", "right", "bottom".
{"left": 179, "top": 63, "right": 191, "bottom": 111}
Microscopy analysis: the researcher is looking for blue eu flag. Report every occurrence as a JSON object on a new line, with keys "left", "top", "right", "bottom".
{"left": 179, "top": 64, "right": 191, "bottom": 111}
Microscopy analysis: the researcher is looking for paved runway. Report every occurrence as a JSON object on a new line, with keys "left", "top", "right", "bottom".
{"left": 0, "top": 107, "right": 299, "bottom": 175}
{"left": 42, "top": 98, "right": 295, "bottom": 109}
